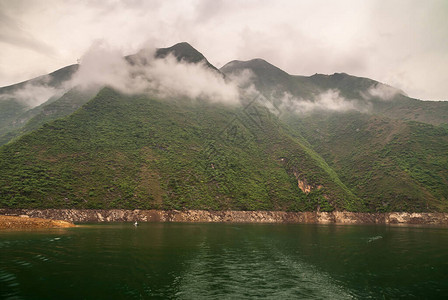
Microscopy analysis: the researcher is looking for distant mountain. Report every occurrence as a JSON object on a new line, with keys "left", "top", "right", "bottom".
{"left": 0, "top": 42, "right": 447, "bottom": 212}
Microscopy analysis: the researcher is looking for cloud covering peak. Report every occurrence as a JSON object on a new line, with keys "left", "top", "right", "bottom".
{"left": 71, "top": 41, "right": 240, "bottom": 104}
{"left": 1, "top": 0, "right": 447, "bottom": 101}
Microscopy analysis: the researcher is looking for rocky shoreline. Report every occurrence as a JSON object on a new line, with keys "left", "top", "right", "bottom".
{"left": 1, "top": 209, "right": 448, "bottom": 225}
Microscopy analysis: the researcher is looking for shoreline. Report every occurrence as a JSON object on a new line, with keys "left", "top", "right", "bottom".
{"left": 1, "top": 209, "right": 448, "bottom": 225}
{"left": 0, "top": 215, "right": 75, "bottom": 229}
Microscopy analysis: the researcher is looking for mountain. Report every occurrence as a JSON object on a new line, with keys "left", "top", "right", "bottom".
{"left": 221, "top": 60, "right": 448, "bottom": 211}
{"left": 0, "top": 42, "right": 447, "bottom": 212}
{"left": 0, "top": 65, "right": 79, "bottom": 138}
{"left": 0, "top": 64, "right": 79, "bottom": 95}
{"left": 221, "top": 60, "right": 448, "bottom": 126}
{"left": 285, "top": 112, "right": 448, "bottom": 211}
{"left": 0, "top": 88, "right": 97, "bottom": 145}
{"left": 0, "top": 42, "right": 220, "bottom": 146}
{"left": 126, "top": 42, "right": 220, "bottom": 73}
{"left": 155, "top": 42, "right": 219, "bottom": 72}
{"left": 221, "top": 59, "right": 318, "bottom": 100}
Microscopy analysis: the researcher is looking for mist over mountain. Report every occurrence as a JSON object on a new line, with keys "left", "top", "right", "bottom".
{"left": 0, "top": 42, "right": 238, "bottom": 144}
{"left": 0, "top": 42, "right": 447, "bottom": 212}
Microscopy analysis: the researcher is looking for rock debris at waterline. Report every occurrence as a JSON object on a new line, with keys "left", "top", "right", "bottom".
{"left": 1, "top": 209, "right": 448, "bottom": 225}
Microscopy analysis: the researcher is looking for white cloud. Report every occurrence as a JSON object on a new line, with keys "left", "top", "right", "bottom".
{"left": 0, "top": 0, "right": 447, "bottom": 101}
{"left": 0, "top": 82, "right": 65, "bottom": 108}
{"left": 279, "top": 90, "right": 369, "bottom": 114}
{"left": 365, "top": 84, "right": 402, "bottom": 101}
{"left": 71, "top": 41, "right": 240, "bottom": 104}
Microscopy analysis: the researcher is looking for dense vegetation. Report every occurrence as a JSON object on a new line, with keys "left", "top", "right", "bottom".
{"left": 1, "top": 42, "right": 447, "bottom": 212}
{"left": 285, "top": 112, "right": 448, "bottom": 212}
{"left": 0, "top": 88, "right": 361, "bottom": 211}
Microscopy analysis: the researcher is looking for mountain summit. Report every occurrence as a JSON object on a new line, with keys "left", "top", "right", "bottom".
{"left": 155, "top": 42, "right": 219, "bottom": 72}
{"left": 156, "top": 42, "right": 207, "bottom": 63}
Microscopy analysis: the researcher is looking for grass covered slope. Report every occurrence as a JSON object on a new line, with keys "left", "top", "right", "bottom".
{"left": 0, "top": 88, "right": 360, "bottom": 211}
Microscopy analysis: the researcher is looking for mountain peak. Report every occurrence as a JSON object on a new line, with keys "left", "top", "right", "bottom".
{"left": 127, "top": 42, "right": 219, "bottom": 72}
{"left": 156, "top": 42, "right": 198, "bottom": 58}
{"left": 155, "top": 42, "right": 209, "bottom": 64}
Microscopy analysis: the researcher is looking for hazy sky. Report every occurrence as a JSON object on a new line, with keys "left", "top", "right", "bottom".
{"left": 1, "top": 0, "right": 447, "bottom": 100}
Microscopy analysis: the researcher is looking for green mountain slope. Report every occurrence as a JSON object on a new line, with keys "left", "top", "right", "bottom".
{"left": 221, "top": 58, "right": 448, "bottom": 212}
{"left": 0, "top": 88, "right": 360, "bottom": 211}
{"left": 0, "top": 100, "right": 28, "bottom": 135}
{"left": 0, "top": 65, "right": 79, "bottom": 138}
{"left": 0, "top": 88, "right": 97, "bottom": 145}
{"left": 284, "top": 112, "right": 448, "bottom": 211}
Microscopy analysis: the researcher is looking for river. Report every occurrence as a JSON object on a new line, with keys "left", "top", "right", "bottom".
{"left": 1, "top": 223, "right": 447, "bottom": 299}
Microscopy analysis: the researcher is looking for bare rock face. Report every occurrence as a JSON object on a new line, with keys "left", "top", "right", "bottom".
{"left": 292, "top": 171, "right": 323, "bottom": 194}
{"left": 1, "top": 209, "right": 448, "bottom": 225}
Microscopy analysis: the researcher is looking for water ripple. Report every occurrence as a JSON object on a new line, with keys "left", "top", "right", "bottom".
{"left": 175, "top": 234, "right": 353, "bottom": 299}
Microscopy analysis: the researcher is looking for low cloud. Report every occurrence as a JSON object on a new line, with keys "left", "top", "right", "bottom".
{"left": 71, "top": 41, "right": 240, "bottom": 104}
{"left": 278, "top": 89, "right": 369, "bottom": 114}
{"left": 225, "top": 67, "right": 256, "bottom": 90}
{"left": 0, "top": 81, "right": 65, "bottom": 108}
{"left": 365, "top": 83, "right": 402, "bottom": 101}
{"left": 1, "top": 42, "right": 243, "bottom": 111}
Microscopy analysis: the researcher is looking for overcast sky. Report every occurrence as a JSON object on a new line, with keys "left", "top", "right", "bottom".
{"left": 0, "top": 0, "right": 447, "bottom": 100}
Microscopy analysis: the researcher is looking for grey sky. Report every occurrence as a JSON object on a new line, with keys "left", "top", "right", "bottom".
{"left": 0, "top": 0, "right": 447, "bottom": 100}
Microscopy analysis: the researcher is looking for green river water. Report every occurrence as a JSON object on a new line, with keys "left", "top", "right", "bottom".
{"left": 1, "top": 223, "right": 447, "bottom": 299}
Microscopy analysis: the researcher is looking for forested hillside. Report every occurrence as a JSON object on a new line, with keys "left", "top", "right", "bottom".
{"left": 1, "top": 43, "right": 447, "bottom": 212}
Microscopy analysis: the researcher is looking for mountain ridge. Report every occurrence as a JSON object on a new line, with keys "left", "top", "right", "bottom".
{"left": 0, "top": 42, "right": 221, "bottom": 145}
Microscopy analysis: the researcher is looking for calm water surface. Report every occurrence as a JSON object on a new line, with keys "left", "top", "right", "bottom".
{"left": 1, "top": 223, "right": 447, "bottom": 299}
